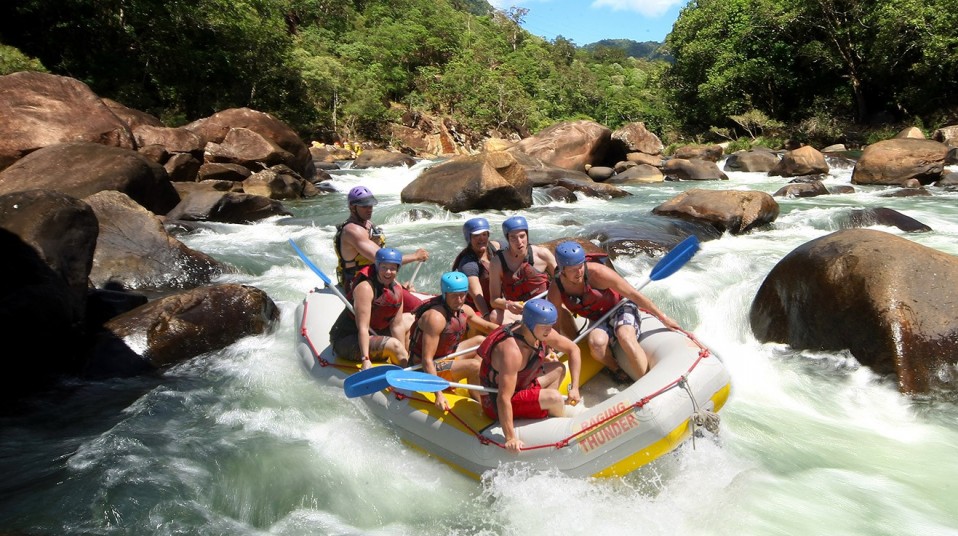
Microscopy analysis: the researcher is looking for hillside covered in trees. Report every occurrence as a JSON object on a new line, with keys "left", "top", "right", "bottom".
{"left": 2, "top": 0, "right": 956, "bottom": 148}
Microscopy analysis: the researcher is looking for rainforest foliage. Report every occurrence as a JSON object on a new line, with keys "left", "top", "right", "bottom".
{"left": 2, "top": 0, "right": 955, "bottom": 145}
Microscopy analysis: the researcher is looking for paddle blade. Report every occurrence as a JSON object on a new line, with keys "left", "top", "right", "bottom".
{"left": 344, "top": 365, "right": 401, "bottom": 398}
{"left": 649, "top": 235, "right": 699, "bottom": 281}
{"left": 289, "top": 239, "right": 333, "bottom": 287}
{"left": 385, "top": 370, "right": 452, "bottom": 393}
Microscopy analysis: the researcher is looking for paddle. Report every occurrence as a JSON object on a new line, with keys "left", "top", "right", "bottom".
{"left": 384, "top": 369, "right": 499, "bottom": 395}
{"left": 344, "top": 364, "right": 403, "bottom": 397}
{"left": 289, "top": 238, "right": 355, "bottom": 314}
{"left": 406, "top": 260, "right": 424, "bottom": 289}
{"left": 342, "top": 235, "right": 700, "bottom": 398}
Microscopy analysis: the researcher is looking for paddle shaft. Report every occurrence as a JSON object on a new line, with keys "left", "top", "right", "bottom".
{"left": 406, "top": 260, "right": 424, "bottom": 288}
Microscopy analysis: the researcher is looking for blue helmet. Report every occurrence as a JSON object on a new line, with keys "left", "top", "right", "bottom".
{"left": 440, "top": 271, "right": 469, "bottom": 296}
{"left": 522, "top": 299, "right": 558, "bottom": 331}
{"left": 347, "top": 185, "right": 378, "bottom": 206}
{"left": 555, "top": 241, "right": 586, "bottom": 269}
{"left": 463, "top": 217, "right": 491, "bottom": 242}
{"left": 375, "top": 247, "right": 402, "bottom": 269}
{"left": 502, "top": 215, "right": 529, "bottom": 238}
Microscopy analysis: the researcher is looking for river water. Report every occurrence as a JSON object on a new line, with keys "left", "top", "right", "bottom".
{"left": 3, "top": 157, "right": 958, "bottom": 535}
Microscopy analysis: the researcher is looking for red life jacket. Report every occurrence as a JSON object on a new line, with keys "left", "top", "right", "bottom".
{"left": 452, "top": 242, "right": 498, "bottom": 310}
{"left": 345, "top": 265, "right": 403, "bottom": 331}
{"left": 495, "top": 246, "right": 549, "bottom": 301}
{"left": 555, "top": 263, "right": 621, "bottom": 320}
{"left": 408, "top": 296, "right": 468, "bottom": 363}
{"left": 478, "top": 323, "right": 546, "bottom": 410}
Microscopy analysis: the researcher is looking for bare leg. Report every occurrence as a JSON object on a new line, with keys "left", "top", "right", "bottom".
{"left": 614, "top": 324, "right": 648, "bottom": 378}
{"left": 587, "top": 329, "right": 616, "bottom": 369}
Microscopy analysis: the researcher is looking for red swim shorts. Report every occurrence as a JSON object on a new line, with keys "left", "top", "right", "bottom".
{"left": 482, "top": 378, "right": 547, "bottom": 420}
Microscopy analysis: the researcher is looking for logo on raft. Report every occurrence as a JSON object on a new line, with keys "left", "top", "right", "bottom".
{"left": 575, "top": 401, "right": 640, "bottom": 453}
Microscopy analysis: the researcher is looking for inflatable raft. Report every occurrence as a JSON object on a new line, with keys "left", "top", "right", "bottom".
{"left": 294, "top": 283, "right": 731, "bottom": 479}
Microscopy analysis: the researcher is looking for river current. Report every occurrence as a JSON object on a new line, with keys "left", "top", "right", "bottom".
{"left": 2, "top": 157, "right": 958, "bottom": 535}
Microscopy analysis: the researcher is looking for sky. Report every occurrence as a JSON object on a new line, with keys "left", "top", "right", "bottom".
{"left": 487, "top": 0, "right": 686, "bottom": 46}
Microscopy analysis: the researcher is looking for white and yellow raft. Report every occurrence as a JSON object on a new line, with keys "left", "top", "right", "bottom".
{"left": 294, "top": 284, "right": 731, "bottom": 479}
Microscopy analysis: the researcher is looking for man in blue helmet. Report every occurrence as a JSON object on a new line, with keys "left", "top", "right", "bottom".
{"left": 451, "top": 217, "right": 503, "bottom": 321}
{"left": 328, "top": 248, "right": 416, "bottom": 370}
{"left": 408, "top": 271, "right": 498, "bottom": 411}
{"left": 488, "top": 215, "right": 558, "bottom": 324}
{"left": 478, "top": 299, "right": 582, "bottom": 453}
{"left": 335, "top": 185, "right": 429, "bottom": 290}
{"left": 548, "top": 240, "right": 680, "bottom": 383}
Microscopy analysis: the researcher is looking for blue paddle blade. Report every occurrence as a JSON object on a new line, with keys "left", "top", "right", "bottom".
{"left": 289, "top": 239, "right": 333, "bottom": 286}
{"left": 343, "top": 364, "right": 402, "bottom": 398}
{"left": 649, "top": 235, "right": 699, "bottom": 281}
{"left": 385, "top": 370, "right": 453, "bottom": 393}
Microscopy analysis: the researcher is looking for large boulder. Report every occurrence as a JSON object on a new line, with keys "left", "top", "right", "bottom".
{"left": 661, "top": 158, "right": 729, "bottom": 181}
{"left": 86, "top": 284, "right": 280, "bottom": 377}
{"left": 772, "top": 181, "right": 830, "bottom": 198}
{"left": 724, "top": 148, "right": 780, "bottom": 173}
{"left": 0, "top": 189, "right": 98, "bottom": 309}
{"left": 84, "top": 190, "right": 230, "bottom": 290}
{"left": 839, "top": 207, "right": 931, "bottom": 233}
{"left": 611, "top": 122, "right": 664, "bottom": 155}
{"left": 606, "top": 164, "right": 664, "bottom": 184}
{"left": 512, "top": 120, "right": 612, "bottom": 171}
{"left": 652, "top": 189, "right": 779, "bottom": 234}
{"left": 0, "top": 72, "right": 135, "bottom": 171}
{"left": 165, "top": 191, "right": 292, "bottom": 223}
{"left": 749, "top": 229, "right": 958, "bottom": 393}
{"left": 582, "top": 217, "right": 721, "bottom": 258}
{"left": 851, "top": 139, "right": 950, "bottom": 185}
{"left": 352, "top": 149, "right": 416, "bottom": 169}
{"left": 671, "top": 144, "right": 724, "bottom": 162}
{"left": 400, "top": 151, "right": 532, "bottom": 212}
{"left": 0, "top": 228, "right": 86, "bottom": 401}
{"left": 0, "top": 142, "right": 180, "bottom": 215}
{"left": 184, "top": 107, "right": 314, "bottom": 179}
{"left": 555, "top": 177, "right": 629, "bottom": 200}
{"left": 769, "top": 145, "right": 829, "bottom": 177}
{"left": 931, "top": 125, "right": 958, "bottom": 147}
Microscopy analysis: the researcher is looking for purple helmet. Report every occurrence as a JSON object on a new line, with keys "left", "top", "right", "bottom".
{"left": 347, "top": 186, "right": 378, "bottom": 206}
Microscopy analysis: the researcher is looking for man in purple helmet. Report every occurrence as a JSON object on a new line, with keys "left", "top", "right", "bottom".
{"left": 335, "top": 185, "right": 428, "bottom": 290}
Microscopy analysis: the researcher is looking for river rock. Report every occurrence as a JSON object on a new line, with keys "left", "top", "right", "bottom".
{"left": 662, "top": 158, "right": 728, "bottom": 181}
{"left": 769, "top": 146, "right": 829, "bottom": 177}
{"left": 0, "top": 142, "right": 180, "bottom": 215}
{"left": 185, "top": 107, "right": 314, "bottom": 179}
{"left": 851, "top": 139, "right": 949, "bottom": 185}
{"left": 749, "top": 228, "right": 958, "bottom": 393}
{"left": 724, "top": 148, "right": 780, "bottom": 173}
{"left": 652, "top": 189, "right": 779, "bottom": 234}
{"left": 84, "top": 190, "right": 230, "bottom": 290}
{"left": 401, "top": 151, "right": 531, "bottom": 212}
{"left": 0, "top": 72, "right": 135, "bottom": 172}
{"left": 86, "top": 284, "right": 280, "bottom": 377}
{"left": 512, "top": 120, "right": 611, "bottom": 171}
